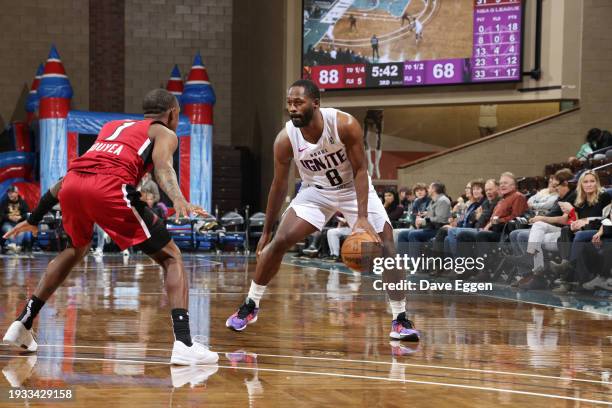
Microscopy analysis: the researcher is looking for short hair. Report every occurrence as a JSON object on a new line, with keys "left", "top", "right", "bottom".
{"left": 553, "top": 168, "right": 573, "bottom": 184}
{"left": 290, "top": 79, "right": 320, "bottom": 101}
{"left": 398, "top": 186, "right": 410, "bottom": 194}
{"left": 485, "top": 178, "right": 499, "bottom": 187}
{"left": 142, "top": 88, "right": 177, "bottom": 115}
{"left": 412, "top": 182, "right": 427, "bottom": 194}
{"left": 470, "top": 179, "right": 485, "bottom": 193}
{"left": 430, "top": 181, "right": 446, "bottom": 195}
{"left": 500, "top": 172, "right": 517, "bottom": 185}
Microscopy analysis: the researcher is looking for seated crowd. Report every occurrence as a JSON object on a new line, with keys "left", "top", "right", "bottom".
{"left": 297, "top": 154, "right": 612, "bottom": 294}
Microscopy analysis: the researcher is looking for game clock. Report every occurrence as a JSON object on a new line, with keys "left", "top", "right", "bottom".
{"left": 303, "top": 0, "right": 523, "bottom": 91}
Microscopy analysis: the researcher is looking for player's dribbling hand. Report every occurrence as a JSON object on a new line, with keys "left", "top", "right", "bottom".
{"left": 3, "top": 220, "right": 38, "bottom": 239}
{"left": 256, "top": 232, "right": 272, "bottom": 261}
{"left": 174, "top": 199, "right": 208, "bottom": 221}
{"left": 352, "top": 216, "right": 381, "bottom": 244}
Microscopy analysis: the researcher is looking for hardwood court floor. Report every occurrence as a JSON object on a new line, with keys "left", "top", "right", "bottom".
{"left": 0, "top": 253, "right": 611, "bottom": 407}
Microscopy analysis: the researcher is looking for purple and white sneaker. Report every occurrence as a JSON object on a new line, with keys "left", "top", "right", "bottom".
{"left": 389, "top": 312, "right": 420, "bottom": 341}
{"left": 226, "top": 299, "right": 259, "bottom": 332}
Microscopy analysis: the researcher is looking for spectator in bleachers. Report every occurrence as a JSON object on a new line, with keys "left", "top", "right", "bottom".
{"left": 324, "top": 215, "right": 350, "bottom": 262}
{"left": 468, "top": 173, "right": 528, "bottom": 279}
{"left": 572, "top": 128, "right": 602, "bottom": 161}
{"left": 407, "top": 182, "right": 431, "bottom": 226}
{"left": 398, "top": 182, "right": 451, "bottom": 260}
{"left": 393, "top": 182, "right": 431, "bottom": 244}
{"left": 508, "top": 169, "right": 575, "bottom": 288}
{"left": 435, "top": 179, "right": 485, "bottom": 255}
{"left": 546, "top": 170, "right": 611, "bottom": 289}
{"left": 509, "top": 169, "right": 574, "bottom": 268}
{"left": 445, "top": 179, "right": 500, "bottom": 256}
{"left": 0, "top": 186, "right": 30, "bottom": 253}
{"left": 574, "top": 205, "right": 612, "bottom": 290}
{"left": 143, "top": 191, "right": 168, "bottom": 219}
{"left": 383, "top": 188, "right": 404, "bottom": 222}
{"left": 398, "top": 186, "right": 413, "bottom": 211}
{"left": 527, "top": 175, "right": 559, "bottom": 215}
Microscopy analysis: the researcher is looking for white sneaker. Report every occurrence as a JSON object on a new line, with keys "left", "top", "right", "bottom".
{"left": 2, "top": 321, "right": 38, "bottom": 352}
{"left": 2, "top": 355, "right": 37, "bottom": 387}
{"left": 170, "top": 365, "right": 218, "bottom": 388}
{"left": 583, "top": 276, "right": 612, "bottom": 291}
{"left": 170, "top": 341, "right": 218, "bottom": 366}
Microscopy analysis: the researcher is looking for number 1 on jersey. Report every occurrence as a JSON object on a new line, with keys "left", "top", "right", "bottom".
{"left": 105, "top": 121, "right": 136, "bottom": 141}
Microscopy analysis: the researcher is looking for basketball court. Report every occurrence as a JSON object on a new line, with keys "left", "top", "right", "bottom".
{"left": 1, "top": 253, "right": 610, "bottom": 407}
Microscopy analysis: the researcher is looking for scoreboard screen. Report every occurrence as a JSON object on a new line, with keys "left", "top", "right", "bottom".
{"left": 302, "top": 0, "right": 523, "bottom": 90}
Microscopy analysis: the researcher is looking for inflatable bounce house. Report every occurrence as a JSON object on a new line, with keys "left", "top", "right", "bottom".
{"left": 2, "top": 45, "right": 215, "bottom": 212}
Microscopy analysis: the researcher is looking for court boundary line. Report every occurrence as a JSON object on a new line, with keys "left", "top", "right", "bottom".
{"left": 28, "top": 344, "right": 610, "bottom": 385}
{"left": 1, "top": 354, "right": 610, "bottom": 405}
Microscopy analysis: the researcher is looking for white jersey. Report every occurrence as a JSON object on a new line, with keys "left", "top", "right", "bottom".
{"left": 286, "top": 108, "right": 355, "bottom": 189}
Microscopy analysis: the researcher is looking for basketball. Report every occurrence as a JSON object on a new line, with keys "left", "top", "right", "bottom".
{"left": 341, "top": 231, "right": 383, "bottom": 272}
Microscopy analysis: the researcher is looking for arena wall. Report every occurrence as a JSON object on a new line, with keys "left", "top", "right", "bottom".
{"left": 0, "top": 0, "right": 89, "bottom": 125}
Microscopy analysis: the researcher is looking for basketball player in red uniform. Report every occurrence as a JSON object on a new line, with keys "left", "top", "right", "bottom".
{"left": 226, "top": 80, "right": 419, "bottom": 343}
{"left": 2, "top": 89, "right": 218, "bottom": 365}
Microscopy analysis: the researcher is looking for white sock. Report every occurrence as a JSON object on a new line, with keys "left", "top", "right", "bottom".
{"left": 247, "top": 281, "right": 266, "bottom": 307}
{"left": 389, "top": 300, "right": 406, "bottom": 320}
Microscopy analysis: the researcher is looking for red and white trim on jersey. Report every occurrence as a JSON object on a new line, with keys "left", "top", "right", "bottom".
{"left": 121, "top": 184, "right": 151, "bottom": 239}
{"left": 137, "top": 138, "right": 152, "bottom": 156}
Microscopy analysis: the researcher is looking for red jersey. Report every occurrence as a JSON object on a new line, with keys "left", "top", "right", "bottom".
{"left": 69, "top": 119, "right": 161, "bottom": 185}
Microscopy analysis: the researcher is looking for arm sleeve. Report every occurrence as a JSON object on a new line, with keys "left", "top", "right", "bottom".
{"left": 429, "top": 198, "right": 451, "bottom": 224}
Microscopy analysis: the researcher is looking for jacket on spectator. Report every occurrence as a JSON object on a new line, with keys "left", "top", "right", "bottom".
{"left": 545, "top": 188, "right": 577, "bottom": 220}
{"left": 528, "top": 189, "right": 559, "bottom": 215}
{"left": 409, "top": 196, "right": 431, "bottom": 224}
{"left": 0, "top": 196, "right": 29, "bottom": 224}
{"left": 459, "top": 198, "right": 484, "bottom": 228}
{"left": 475, "top": 196, "right": 501, "bottom": 229}
{"left": 386, "top": 205, "right": 404, "bottom": 222}
{"left": 424, "top": 195, "right": 451, "bottom": 229}
{"left": 491, "top": 191, "right": 528, "bottom": 225}
{"left": 575, "top": 190, "right": 612, "bottom": 230}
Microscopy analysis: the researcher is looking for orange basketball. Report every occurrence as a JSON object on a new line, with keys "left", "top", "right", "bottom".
{"left": 341, "top": 231, "right": 383, "bottom": 272}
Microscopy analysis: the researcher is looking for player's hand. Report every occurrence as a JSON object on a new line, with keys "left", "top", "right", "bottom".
{"left": 3, "top": 220, "right": 38, "bottom": 239}
{"left": 256, "top": 232, "right": 272, "bottom": 261}
{"left": 173, "top": 199, "right": 208, "bottom": 220}
{"left": 352, "top": 216, "right": 381, "bottom": 244}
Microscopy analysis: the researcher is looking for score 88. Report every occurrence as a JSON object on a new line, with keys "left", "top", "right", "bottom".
{"left": 318, "top": 68, "right": 340, "bottom": 85}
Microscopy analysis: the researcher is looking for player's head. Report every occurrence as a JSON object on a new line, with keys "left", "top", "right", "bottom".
{"left": 142, "top": 88, "right": 180, "bottom": 131}
{"left": 287, "top": 79, "right": 320, "bottom": 128}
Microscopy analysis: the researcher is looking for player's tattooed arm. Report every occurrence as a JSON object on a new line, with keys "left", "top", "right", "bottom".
{"left": 150, "top": 125, "right": 185, "bottom": 205}
{"left": 262, "top": 129, "right": 293, "bottom": 235}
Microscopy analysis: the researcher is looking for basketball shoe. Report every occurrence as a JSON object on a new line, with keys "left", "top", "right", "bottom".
{"left": 170, "top": 341, "right": 218, "bottom": 366}
{"left": 390, "top": 312, "right": 420, "bottom": 341}
{"left": 3, "top": 321, "right": 38, "bottom": 352}
{"left": 226, "top": 299, "right": 259, "bottom": 331}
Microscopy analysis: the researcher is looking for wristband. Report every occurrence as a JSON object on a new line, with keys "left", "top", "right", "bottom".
{"left": 27, "top": 190, "right": 59, "bottom": 226}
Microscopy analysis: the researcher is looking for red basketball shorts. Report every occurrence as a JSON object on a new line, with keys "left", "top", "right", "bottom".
{"left": 58, "top": 171, "right": 170, "bottom": 253}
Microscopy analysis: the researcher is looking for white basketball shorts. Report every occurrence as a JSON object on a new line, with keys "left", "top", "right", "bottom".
{"left": 285, "top": 185, "right": 391, "bottom": 233}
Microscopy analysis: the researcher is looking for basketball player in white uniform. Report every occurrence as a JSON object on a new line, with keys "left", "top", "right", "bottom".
{"left": 226, "top": 79, "right": 419, "bottom": 342}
